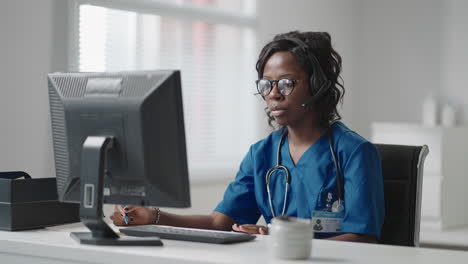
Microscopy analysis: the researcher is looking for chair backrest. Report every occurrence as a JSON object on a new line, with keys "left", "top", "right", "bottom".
{"left": 374, "top": 144, "right": 429, "bottom": 247}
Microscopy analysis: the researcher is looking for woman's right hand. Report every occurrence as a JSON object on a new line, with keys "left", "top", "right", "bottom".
{"left": 110, "top": 205, "right": 157, "bottom": 226}
{"left": 232, "top": 223, "right": 269, "bottom": 235}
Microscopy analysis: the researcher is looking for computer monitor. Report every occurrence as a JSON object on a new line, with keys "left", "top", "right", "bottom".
{"left": 48, "top": 70, "right": 190, "bottom": 245}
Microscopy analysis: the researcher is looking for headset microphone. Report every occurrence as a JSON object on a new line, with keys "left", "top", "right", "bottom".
{"left": 301, "top": 97, "right": 314, "bottom": 108}
{"left": 281, "top": 37, "right": 332, "bottom": 108}
{"left": 301, "top": 80, "right": 331, "bottom": 108}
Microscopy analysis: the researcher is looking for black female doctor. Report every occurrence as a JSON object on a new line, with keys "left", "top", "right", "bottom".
{"left": 111, "top": 31, "right": 385, "bottom": 243}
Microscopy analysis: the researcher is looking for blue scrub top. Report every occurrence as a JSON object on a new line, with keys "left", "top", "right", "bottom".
{"left": 214, "top": 122, "right": 385, "bottom": 238}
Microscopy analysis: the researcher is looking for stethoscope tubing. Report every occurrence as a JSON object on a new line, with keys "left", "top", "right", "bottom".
{"left": 266, "top": 125, "right": 343, "bottom": 218}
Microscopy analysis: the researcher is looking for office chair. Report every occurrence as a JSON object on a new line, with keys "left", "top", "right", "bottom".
{"left": 374, "top": 144, "right": 429, "bottom": 247}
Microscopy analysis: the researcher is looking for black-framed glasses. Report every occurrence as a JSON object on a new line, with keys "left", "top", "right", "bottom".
{"left": 255, "top": 78, "right": 299, "bottom": 98}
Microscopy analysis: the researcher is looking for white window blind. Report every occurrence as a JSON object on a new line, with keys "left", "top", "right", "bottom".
{"left": 69, "top": 0, "right": 259, "bottom": 179}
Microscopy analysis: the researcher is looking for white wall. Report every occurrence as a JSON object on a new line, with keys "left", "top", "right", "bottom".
{"left": 0, "top": 0, "right": 68, "bottom": 178}
{"left": 358, "top": 0, "right": 446, "bottom": 137}
{"left": 358, "top": 0, "right": 468, "bottom": 138}
{"left": 258, "top": 0, "right": 468, "bottom": 139}
{"left": 440, "top": 0, "right": 468, "bottom": 124}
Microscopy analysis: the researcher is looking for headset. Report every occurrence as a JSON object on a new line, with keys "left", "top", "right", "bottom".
{"left": 281, "top": 37, "right": 332, "bottom": 107}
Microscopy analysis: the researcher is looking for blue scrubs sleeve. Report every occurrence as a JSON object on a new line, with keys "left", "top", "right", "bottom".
{"left": 340, "top": 142, "right": 385, "bottom": 237}
{"left": 214, "top": 147, "right": 261, "bottom": 225}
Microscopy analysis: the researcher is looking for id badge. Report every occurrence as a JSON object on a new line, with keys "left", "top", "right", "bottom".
{"left": 311, "top": 200, "right": 344, "bottom": 233}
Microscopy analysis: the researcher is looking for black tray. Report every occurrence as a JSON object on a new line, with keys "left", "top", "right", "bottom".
{"left": 0, "top": 171, "right": 80, "bottom": 231}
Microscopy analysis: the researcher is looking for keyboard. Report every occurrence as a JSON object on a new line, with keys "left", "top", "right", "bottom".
{"left": 120, "top": 225, "right": 256, "bottom": 244}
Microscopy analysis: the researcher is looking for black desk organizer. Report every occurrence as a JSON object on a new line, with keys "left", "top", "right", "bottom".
{"left": 0, "top": 171, "right": 80, "bottom": 231}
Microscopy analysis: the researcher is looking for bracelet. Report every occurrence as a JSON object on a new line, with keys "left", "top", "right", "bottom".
{"left": 154, "top": 207, "right": 161, "bottom": 225}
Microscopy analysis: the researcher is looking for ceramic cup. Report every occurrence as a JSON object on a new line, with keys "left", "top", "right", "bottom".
{"left": 269, "top": 216, "right": 314, "bottom": 260}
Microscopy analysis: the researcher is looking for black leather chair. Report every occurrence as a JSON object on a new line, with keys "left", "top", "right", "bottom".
{"left": 374, "top": 144, "right": 429, "bottom": 247}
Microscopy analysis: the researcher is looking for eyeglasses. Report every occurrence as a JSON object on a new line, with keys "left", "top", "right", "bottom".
{"left": 255, "top": 78, "right": 299, "bottom": 97}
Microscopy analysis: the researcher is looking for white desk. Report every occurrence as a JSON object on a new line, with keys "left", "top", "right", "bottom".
{"left": 1, "top": 223, "right": 468, "bottom": 264}
{"left": 420, "top": 225, "right": 468, "bottom": 250}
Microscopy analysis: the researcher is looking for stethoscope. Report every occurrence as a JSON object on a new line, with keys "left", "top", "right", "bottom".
{"left": 265, "top": 125, "right": 344, "bottom": 218}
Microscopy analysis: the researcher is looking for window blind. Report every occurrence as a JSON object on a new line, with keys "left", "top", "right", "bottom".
{"left": 70, "top": 0, "right": 259, "bottom": 179}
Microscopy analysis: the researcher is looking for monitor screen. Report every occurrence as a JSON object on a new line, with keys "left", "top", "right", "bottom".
{"left": 48, "top": 70, "right": 191, "bottom": 209}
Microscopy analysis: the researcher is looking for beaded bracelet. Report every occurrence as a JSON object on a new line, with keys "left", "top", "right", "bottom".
{"left": 154, "top": 207, "right": 161, "bottom": 225}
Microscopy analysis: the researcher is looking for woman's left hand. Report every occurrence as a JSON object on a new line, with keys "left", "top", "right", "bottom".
{"left": 232, "top": 224, "right": 268, "bottom": 235}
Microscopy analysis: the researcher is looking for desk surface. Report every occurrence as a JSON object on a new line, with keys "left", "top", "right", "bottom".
{"left": 1, "top": 223, "right": 468, "bottom": 264}
{"left": 420, "top": 225, "right": 468, "bottom": 250}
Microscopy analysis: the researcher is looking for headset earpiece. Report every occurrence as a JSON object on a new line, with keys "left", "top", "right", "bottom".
{"left": 282, "top": 37, "right": 331, "bottom": 103}
{"left": 308, "top": 52, "right": 330, "bottom": 100}
{"left": 301, "top": 80, "right": 330, "bottom": 107}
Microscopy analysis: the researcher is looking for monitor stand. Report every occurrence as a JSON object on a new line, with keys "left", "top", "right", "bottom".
{"left": 70, "top": 136, "right": 162, "bottom": 246}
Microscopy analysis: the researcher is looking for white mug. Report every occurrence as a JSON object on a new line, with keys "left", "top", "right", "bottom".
{"left": 269, "top": 216, "right": 314, "bottom": 260}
